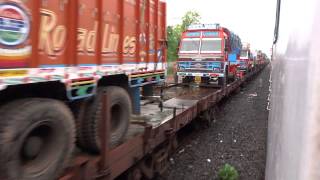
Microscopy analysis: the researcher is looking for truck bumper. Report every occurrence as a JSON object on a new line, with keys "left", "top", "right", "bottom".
{"left": 177, "top": 72, "right": 225, "bottom": 78}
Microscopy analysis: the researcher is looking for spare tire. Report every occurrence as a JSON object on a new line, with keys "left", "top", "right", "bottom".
{"left": 0, "top": 98, "right": 75, "bottom": 180}
{"left": 77, "top": 86, "right": 131, "bottom": 153}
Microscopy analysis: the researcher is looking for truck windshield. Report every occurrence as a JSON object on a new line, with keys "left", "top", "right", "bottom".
{"left": 240, "top": 61, "right": 246, "bottom": 65}
{"left": 179, "top": 39, "right": 200, "bottom": 53}
{"left": 240, "top": 50, "right": 248, "bottom": 58}
{"left": 200, "top": 38, "right": 222, "bottom": 53}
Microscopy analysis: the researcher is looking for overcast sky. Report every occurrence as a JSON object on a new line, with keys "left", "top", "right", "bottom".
{"left": 166, "top": 0, "right": 277, "bottom": 55}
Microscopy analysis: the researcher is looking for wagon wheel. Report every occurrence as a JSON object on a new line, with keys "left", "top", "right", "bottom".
{"left": 203, "top": 106, "right": 218, "bottom": 128}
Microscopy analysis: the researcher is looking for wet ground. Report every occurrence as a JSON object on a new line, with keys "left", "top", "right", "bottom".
{"left": 162, "top": 66, "right": 270, "bottom": 180}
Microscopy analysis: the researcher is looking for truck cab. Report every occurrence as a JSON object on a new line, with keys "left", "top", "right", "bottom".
{"left": 177, "top": 24, "right": 241, "bottom": 86}
{"left": 238, "top": 48, "right": 254, "bottom": 73}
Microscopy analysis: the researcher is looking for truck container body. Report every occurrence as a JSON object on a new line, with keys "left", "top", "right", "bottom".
{"left": 0, "top": 0, "right": 167, "bottom": 180}
{"left": 176, "top": 24, "right": 242, "bottom": 86}
{"left": 0, "top": 0, "right": 166, "bottom": 94}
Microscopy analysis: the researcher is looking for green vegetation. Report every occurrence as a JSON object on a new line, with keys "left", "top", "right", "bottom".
{"left": 218, "top": 164, "right": 239, "bottom": 180}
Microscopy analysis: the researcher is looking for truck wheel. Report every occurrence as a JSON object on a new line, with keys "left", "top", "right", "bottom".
{"left": 77, "top": 86, "right": 131, "bottom": 153}
{"left": 0, "top": 99, "right": 75, "bottom": 180}
{"left": 182, "top": 76, "right": 190, "bottom": 84}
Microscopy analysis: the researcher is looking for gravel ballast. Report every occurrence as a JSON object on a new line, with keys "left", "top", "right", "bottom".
{"left": 163, "top": 66, "right": 271, "bottom": 180}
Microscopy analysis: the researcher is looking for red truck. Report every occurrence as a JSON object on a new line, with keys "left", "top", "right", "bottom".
{"left": 176, "top": 24, "right": 242, "bottom": 87}
{"left": 255, "top": 50, "right": 268, "bottom": 66}
{"left": 0, "top": 0, "right": 166, "bottom": 179}
{"left": 238, "top": 44, "right": 254, "bottom": 74}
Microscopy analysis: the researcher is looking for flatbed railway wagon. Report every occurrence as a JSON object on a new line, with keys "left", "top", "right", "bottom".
{"left": 58, "top": 63, "right": 266, "bottom": 180}
{"left": 0, "top": 0, "right": 166, "bottom": 179}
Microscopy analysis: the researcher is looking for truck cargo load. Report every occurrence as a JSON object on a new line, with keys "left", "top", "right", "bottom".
{"left": 0, "top": 0, "right": 167, "bottom": 92}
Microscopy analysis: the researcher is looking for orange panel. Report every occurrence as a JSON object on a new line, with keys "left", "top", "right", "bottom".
{"left": 0, "top": 0, "right": 167, "bottom": 69}
{"left": 38, "top": 1, "right": 69, "bottom": 67}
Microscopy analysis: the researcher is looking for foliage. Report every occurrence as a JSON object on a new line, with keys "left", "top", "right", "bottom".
{"left": 167, "top": 25, "right": 181, "bottom": 63}
{"left": 167, "top": 11, "right": 201, "bottom": 62}
{"left": 181, "top": 11, "right": 201, "bottom": 31}
{"left": 218, "top": 164, "right": 239, "bottom": 180}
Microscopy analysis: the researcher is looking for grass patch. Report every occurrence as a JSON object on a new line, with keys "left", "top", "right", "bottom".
{"left": 218, "top": 164, "right": 239, "bottom": 180}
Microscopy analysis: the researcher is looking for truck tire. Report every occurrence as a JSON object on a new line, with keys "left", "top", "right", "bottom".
{"left": 182, "top": 76, "right": 192, "bottom": 84}
{"left": 77, "top": 86, "right": 131, "bottom": 153}
{"left": 0, "top": 98, "right": 75, "bottom": 180}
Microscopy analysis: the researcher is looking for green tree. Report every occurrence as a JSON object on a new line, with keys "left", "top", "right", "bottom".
{"left": 181, "top": 11, "right": 201, "bottom": 32}
{"left": 167, "top": 11, "right": 201, "bottom": 62}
